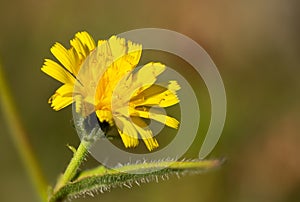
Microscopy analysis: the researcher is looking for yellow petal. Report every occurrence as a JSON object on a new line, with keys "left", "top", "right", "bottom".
{"left": 50, "top": 43, "right": 77, "bottom": 75}
{"left": 49, "top": 94, "right": 73, "bottom": 111}
{"left": 55, "top": 83, "right": 74, "bottom": 96}
{"left": 67, "top": 48, "right": 81, "bottom": 75}
{"left": 118, "top": 62, "right": 166, "bottom": 101}
{"left": 115, "top": 117, "right": 139, "bottom": 148}
{"left": 108, "top": 36, "right": 142, "bottom": 66}
{"left": 135, "top": 62, "right": 165, "bottom": 86}
{"left": 94, "top": 36, "right": 142, "bottom": 107}
{"left": 106, "top": 36, "right": 142, "bottom": 75}
{"left": 41, "top": 59, "right": 75, "bottom": 84}
{"left": 168, "top": 80, "right": 181, "bottom": 92}
{"left": 131, "top": 117, "right": 159, "bottom": 151}
{"left": 95, "top": 109, "right": 113, "bottom": 126}
{"left": 97, "top": 40, "right": 105, "bottom": 46}
{"left": 130, "top": 107, "right": 179, "bottom": 129}
{"left": 70, "top": 31, "right": 96, "bottom": 59}
{"left": 131, "top": 82, "right": 180, "bottom": 108}
{"left": 76, "top": 31, "right": 96, "bottom": 51}
{"left": 110, "top": 62, "right": 166, "bottom": 109}
{"left": 153, "top": 90, "right": 180, "bottom": 107}
{"left": 130, "top": 84, "right": 166, "bottom": 102}
{"left": 48, "top": 84, "right": 74, "bottom": 111}
{"left": 109, "top": 36, "right": 126, "bottom": 60}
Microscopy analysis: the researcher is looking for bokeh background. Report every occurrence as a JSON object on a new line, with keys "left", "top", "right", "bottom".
{"left": 1, "top": 0, "right": 300, "bottom": 202}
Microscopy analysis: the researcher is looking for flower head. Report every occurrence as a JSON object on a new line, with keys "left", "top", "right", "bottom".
{"left": 42, "top": 31, "right": 180, "bottom": 151}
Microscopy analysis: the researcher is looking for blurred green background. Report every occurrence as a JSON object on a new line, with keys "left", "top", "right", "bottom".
{"left": 1, "top": 0, "right": 300, "bottom": 202}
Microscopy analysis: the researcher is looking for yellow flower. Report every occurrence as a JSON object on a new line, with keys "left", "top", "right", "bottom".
{"left": 42, "top": 31, "right": 180, "bottom": 151}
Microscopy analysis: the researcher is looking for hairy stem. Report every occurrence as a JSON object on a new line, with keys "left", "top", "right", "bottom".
{"left": 0, "top": 62, "right": 48, "bottom": 202}
{"left": 54, "top": 140, "right": 91, "bottom": 192}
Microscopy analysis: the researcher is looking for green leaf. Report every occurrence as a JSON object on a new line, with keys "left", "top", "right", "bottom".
{"left": 49, "top": 159, "right": 223, "bottom": 202}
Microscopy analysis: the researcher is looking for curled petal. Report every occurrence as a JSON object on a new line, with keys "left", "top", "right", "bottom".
{"left": 48, "top": 84, "right": 74, "bottom": 111}
{"left": 49, "top": 94, "right": 73, "bottom": 111}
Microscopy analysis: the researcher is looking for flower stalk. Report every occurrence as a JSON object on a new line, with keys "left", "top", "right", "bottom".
{"left": 53, "top": 140, "right": 91, "bottom": 192}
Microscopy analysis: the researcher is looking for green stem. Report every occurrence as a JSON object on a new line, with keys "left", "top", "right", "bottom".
{"left": 54, "top": 140, "right": 91, "bottom": 192}
{"left": 0, "top": 62, "right": 48, "bottom": 202}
